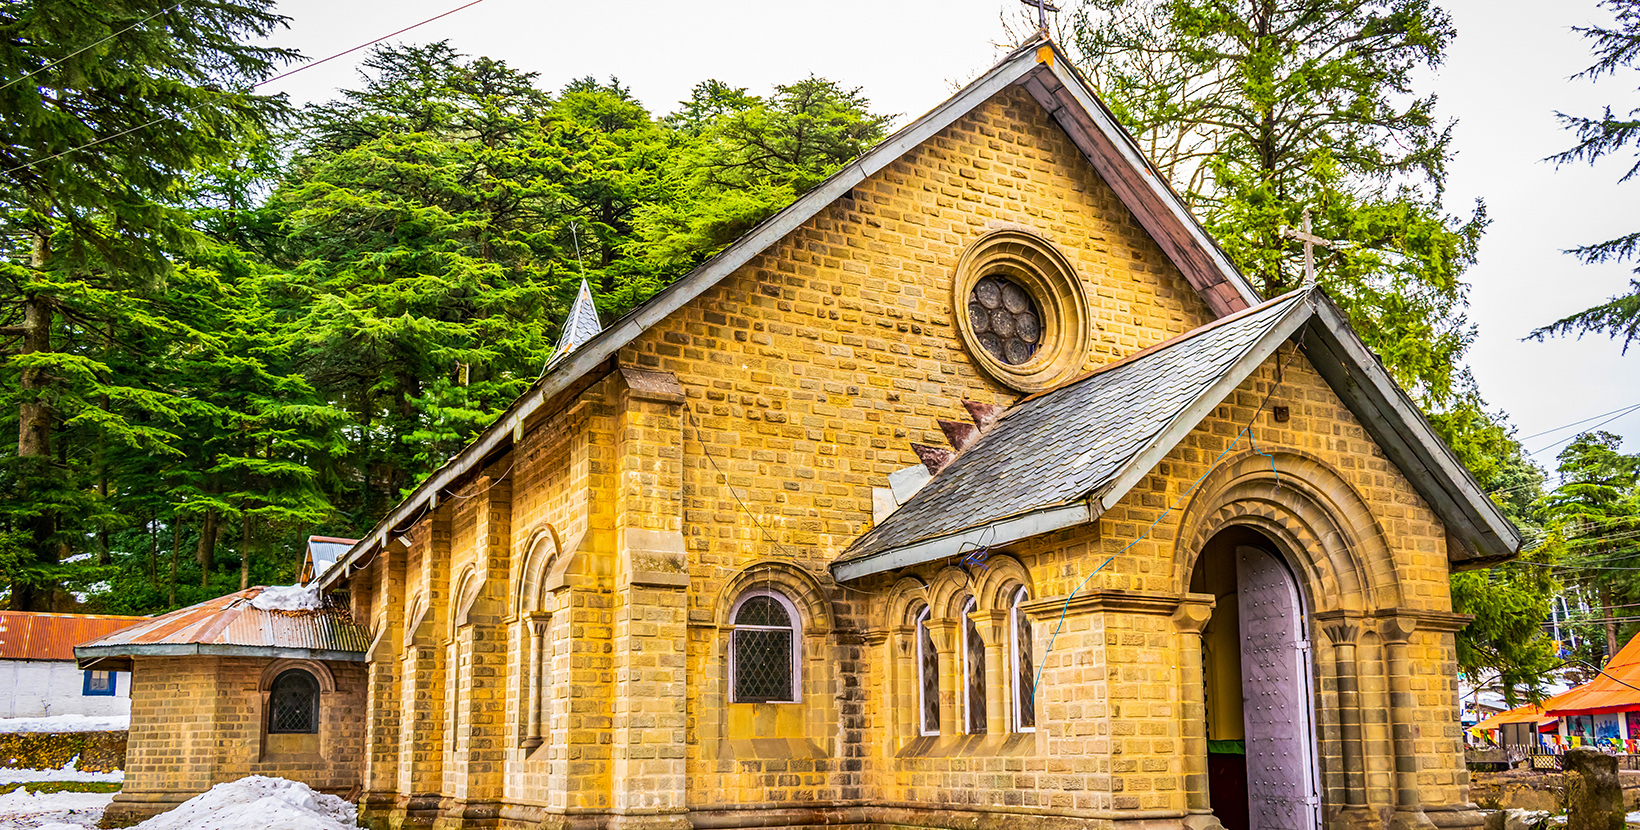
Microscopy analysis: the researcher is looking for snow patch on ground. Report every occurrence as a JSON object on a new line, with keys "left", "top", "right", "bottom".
{"left": 0, "top": 788, "right": 115, "bottom": 828}
{"left": 0, "top": 714, "right": 129, "bottom": 734}
{"left": 249, "top": 584, "right": 323, "bottom": 612}
{"left": 0, "top": 755, "right": 124, "bottom": 784}
{"left": 130, "top": 775, "right": 357, "bottom": 830}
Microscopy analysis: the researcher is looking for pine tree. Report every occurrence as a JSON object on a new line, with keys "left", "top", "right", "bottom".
{"left": 1533, "top": 0, "right": 1640, "bottom": 352}
{"left": 1070, "top": 0, "right": 1484, "bottom": 404}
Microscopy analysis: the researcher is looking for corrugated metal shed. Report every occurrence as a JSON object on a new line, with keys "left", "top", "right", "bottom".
{"left": 75, "top": 587, "right": 368, "bottom": 669}
{"left": 1542, "top": 635, "right": 1640, "bottom": 716}
{"left": 0, "top": 611, "right": 147, "bottom": 662}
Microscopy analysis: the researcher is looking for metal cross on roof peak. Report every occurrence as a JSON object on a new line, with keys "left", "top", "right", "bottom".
{"left": 1280, "top": 208, "right": 1337, "bottom": 287}
{"left": 1019, "top": 0, "right": 1060, "bottom": 34}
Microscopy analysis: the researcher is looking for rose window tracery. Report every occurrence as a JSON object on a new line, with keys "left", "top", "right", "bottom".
{"left": 968, "top": 275, "right": 1042, "bottom": 365}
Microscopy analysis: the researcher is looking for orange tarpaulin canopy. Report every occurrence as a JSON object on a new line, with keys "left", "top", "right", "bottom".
{"left": 1474, "top": 703, "right": 1551, "bottom": 731}
{"left": 1542, "top": 634, "right": 1640, "bottom": 716}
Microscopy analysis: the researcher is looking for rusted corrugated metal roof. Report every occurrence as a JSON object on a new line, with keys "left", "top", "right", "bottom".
{"left": 1543, "top": 635, "right": 1640, "bottom": 716}
{"left": 75, "top": 587, "right": 368, "bottom": 662}
{"left": 0, "top": 611, "right": 148, "bottom": 661}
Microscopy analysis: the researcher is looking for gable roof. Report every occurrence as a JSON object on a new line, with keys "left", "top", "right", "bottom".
{"left": 549, "top": 277, "right": 603, "bottom": 370}
{"left": 833, "top": 288, "right": 1521, "bottom": 580}
{"left": 0, "top": 611, "right": 147, "bottom": 662}
{"left": 318, "top": 37, "right": 1398, "bottom": 587}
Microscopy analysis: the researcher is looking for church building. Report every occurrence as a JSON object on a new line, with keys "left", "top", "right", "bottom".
{"left": 174, "top": 35, "right": 1518, "bottom": 830}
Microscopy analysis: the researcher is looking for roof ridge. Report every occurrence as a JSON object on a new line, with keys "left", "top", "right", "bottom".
{"left": 1016, "top": 288, "right": 1309, "bottom": 406}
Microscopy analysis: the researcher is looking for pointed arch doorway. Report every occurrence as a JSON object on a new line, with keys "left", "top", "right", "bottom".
{"left": 1192, "top": 527, "right": 1321, "bottom": 830}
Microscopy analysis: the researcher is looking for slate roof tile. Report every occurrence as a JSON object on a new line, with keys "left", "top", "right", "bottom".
{"left": 839, "top": 291, "right": 1308, "bottom": 566}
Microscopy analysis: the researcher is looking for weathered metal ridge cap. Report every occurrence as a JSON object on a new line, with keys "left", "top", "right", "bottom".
{"left": 73, "top": 587, "right": 368, "bottom": 667}
{"left": 831, "top": 288, "right": 1523, "bottom": 581}
{"left": 0, "top": 611, "right": 148, "bottom": 662}
{"left": 318, "top": 34, "right": 1267, "bottom": 590}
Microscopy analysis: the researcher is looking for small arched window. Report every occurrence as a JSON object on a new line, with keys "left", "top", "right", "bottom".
{"left": 268, "top": 669, "right": 320, "bottom": 734}
{"left": 730, "top": 591, "right": 799, "bottom": 703}
{"left": 962, "top": 597, "right": 986, "bottom": 734}
{"left": 915, "top": 607, "right": 939, "bottom": 736}
{"left": 1010, "top": 586, "right": 1035, "bottom": 732}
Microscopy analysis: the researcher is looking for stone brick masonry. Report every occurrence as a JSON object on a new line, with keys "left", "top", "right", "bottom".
{"left": 340, "top": 80, "right": 1481, "bottom": 830}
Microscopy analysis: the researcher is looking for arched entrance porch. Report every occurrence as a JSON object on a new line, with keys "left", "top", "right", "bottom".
{"left": 1191, "top": 526, "right": 1320, "bottom": 830}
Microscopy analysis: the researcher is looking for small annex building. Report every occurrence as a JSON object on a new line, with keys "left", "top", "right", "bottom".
{"left": 74, "top": 586, "right": 368, "bottom": 826}
{"left": 119, "top": 35, "right": 1523, "bottom": 830}
{"left": 0, "top": 611, "right": 146, "bottom": 720}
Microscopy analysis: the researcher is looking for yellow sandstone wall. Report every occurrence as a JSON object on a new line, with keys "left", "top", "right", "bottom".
{"left": 351, "top": 81, "right": 1473, "bottom": 830}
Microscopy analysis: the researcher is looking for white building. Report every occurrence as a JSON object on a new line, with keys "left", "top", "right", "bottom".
{"left": 0, "top": 611, "right": 145, "bottom": 719}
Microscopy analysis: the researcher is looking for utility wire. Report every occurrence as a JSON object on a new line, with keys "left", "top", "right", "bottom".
{"left": 2, "top": 0, "right": 491, "bottom": 178}
{"left": 1521, "top": 401, "right": 1640, "bottom": 442}
{"left": 1529, "top": 404, "right": 1640, "bottom": 457}
{"left": 0, "top": 3, "right": 181, "bottom": 94}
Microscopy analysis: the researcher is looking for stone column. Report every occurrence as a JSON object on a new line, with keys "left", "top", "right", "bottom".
{"left": 1322, "top": 619, "right": 1378, "bottom": 830}
{"left": 890, "top": 627, "right": 918, "bottom": 744}
{"left": 924, "top": 619, "right": 961, "bottom": 737}
{"left": 523, "top": 614, "right": 549, "bottom": 752}
{"left": 1383, "top": 617, "right": 1435, "bottom": 830}
{"left": 971, "top": 609, "right": 1010, "bottom": 735}
{"left": 1173, "top": 594, "right": 1222, "bottom": 830}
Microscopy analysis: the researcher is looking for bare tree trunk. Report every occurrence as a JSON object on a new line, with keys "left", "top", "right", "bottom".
{"left": 1603, "top": 583, "right": 1620, "bottom": 661}
{"left": 169, "top": 519, "right": 181, "bottom": 607}
{"left": 16, "top": 232, "right": 56, "bottom": 611}
{"left": 148, "top": 512, "right": 159, "bottom": 583}
{"left": 196, "top": 507, "right": 218, "bottom": 589}
{"left": 239, "top": 509, "right": 251, "bottom": 591}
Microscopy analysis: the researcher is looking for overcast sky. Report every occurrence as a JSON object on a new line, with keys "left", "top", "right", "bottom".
{"left": 258, "top": 0, "right": 1640, "bottom": 469}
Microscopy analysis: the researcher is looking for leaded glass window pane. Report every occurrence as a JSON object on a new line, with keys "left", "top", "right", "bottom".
{"left": 964, "top": 602, "right": 986, "bottom": 734}
{"left": 917, "top": 611, "right": 939, "bottom": 735}
{"left": 268, "top": 669, "right": 319, "bottom": 734}
{"left": 1014, "top": 590, "right": 1036, "bottom": 730}
{"left": 732, "top": 593, "right": 796, "bottom": 703}
{"left": 969, "top": 275, "right": 1042, "bottom": 365}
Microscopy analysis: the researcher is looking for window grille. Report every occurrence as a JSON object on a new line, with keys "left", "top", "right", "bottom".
{"left": 916, "top": 608, "right": 940, "bottom": 735}
{"left": 963, "top": 599, "right": 986, "bottom": 734}
{"left": 1011, "top": 587, "right": 1036, "bottom": 731}
{"left": 731, "top": 593, "right": 797, "bottom": 703}
{"left": 268, "top": 669, "right": 320, "bottom": 734}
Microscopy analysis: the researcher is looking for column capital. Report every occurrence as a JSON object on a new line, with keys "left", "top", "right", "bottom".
{"left": 1378, "top": 615, "right": 1418, "bottom": 645}
{"left": 1171, "top": 593, "right": 1216, "bottom": 634}
{"left": 529, "top": 613, "right": 551, "bottom": 637}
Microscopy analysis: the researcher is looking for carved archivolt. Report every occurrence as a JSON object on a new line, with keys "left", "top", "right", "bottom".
{"left": 1173, "top": 449, "right": 1403, "bottom": 611}
{"left": 713, "top": 560, "right": 834, "bottom": 635}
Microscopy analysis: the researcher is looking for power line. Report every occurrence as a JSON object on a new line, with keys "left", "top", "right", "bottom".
{"left": 1, "top": 0, "right": 491, "bottom": 178}
{"left": 1521, "top": 401, "right": 1640, "bottom": 442}
{"left": 0, "top": 4, "right": 181, "bottom": 94}
{"left": 1528, "top": 404, "right": 1640, "bottom": 457}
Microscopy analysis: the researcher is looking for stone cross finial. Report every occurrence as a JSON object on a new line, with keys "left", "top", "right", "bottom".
{"left": 1281, "top": 209, "right": 1337, "bottom": 287}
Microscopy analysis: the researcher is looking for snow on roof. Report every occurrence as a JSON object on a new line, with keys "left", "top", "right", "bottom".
{"left": 74, "top": 587, "right": 367, "bottom": 665}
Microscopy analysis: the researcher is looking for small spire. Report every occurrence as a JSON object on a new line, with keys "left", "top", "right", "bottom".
{"left": 548, "top": 278, "right": 603, "bottom": 370}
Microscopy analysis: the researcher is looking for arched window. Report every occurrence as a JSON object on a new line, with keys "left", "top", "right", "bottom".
{"left": 268, "top": 669, "right": 320, "bottom": 734}
{"left": 1010, "top": 586, "right": 1035, "bottom": 732}
{"left": 730, "top": 591, "right": 799, "bottom": 703}
{"left": 962, "top": 597, "right": 986, "bottom": 734}
{"left": 915, "top": 607, "right": 939, "bottom": 735}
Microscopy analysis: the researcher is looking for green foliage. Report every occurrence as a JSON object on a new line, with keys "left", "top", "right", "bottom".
{"left": 632, "top": 77, "right": 891, "bottom": 274}
{"left": 1072, "top": 0, "right": 1485, "bottom": 405}
{"left": 0, "top": 0, "right": 301, "bottom": 610}
{"left": 1532, "top": 0, "right": 1640, "bottom": 352}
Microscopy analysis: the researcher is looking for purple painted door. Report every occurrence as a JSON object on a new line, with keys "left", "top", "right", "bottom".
{"left": 1237, "top": 545, "right": 1319, "bottom": 830}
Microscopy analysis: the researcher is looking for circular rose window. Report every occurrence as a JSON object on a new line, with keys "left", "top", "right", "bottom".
{"left": 968, "top": 275, "right": 1042, "bottom": 365}
{"left": 952, "top": 230, "right": 1089, "bottom": 392}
